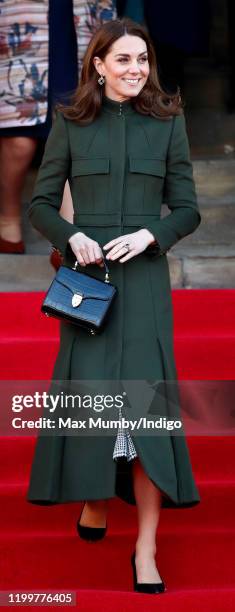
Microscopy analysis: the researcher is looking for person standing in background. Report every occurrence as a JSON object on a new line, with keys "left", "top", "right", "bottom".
{"left": 0, "top": 0, "right": 48, "bottom": 253}
{"left": 0, "top": 0, "right": 117, "bottom": 254}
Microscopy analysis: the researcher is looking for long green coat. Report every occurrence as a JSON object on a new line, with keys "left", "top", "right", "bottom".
{"left": 26, "top": 94, "right": 201, "bottom": 509}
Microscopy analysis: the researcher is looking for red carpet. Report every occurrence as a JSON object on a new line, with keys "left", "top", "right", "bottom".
{"left": 0, "top": 290, "right": 235, "bottom": 610}
{"left": 0, "top": 289, "right": 235, "bottom": 379}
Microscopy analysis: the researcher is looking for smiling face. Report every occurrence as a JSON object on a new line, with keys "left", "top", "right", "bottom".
{"left": 93, "top": 34, "right": 150, "bottom": 102}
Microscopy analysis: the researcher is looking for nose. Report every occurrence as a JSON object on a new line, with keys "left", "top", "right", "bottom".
{"left": 128, "top": 61, "right": 141, "bottom": 74}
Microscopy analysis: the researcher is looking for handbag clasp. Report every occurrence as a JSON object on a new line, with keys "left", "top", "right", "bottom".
{"left": 72, "top": 293, "right": 83, "bottom": 308}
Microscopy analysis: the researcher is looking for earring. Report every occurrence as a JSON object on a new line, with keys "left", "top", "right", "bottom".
{"left": 98, "top": 75, "right": 105, "bottom": 86}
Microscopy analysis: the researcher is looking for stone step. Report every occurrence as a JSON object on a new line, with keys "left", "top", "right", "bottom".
{"left": 162, "top": 202, "right": 235, "bottom": 246}
{"left": 0, "top": 255, "right": 54, "bottom": 292}
{"left": 182, "top": 257, "right": 235, "bottom": 289}
{"left": 169, "top": 254, "right": 235, "bottom": 289}
{"left": 0, "top": 251, "right": 234, "bottom": 291}
{"left": 172, "top": 244, "right": 235, "bottom": 257}
{"left": 192, "top": 159, "right": 235, "bottom": 203}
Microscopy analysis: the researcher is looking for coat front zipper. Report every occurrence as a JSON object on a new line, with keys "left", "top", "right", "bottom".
{"left": 118, "top": 102, "right": 125, "bottom": 230}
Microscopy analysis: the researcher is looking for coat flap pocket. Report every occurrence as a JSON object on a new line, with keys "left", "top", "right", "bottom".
{"left": 129, "top": 157, "right": 166, "bottom": 177}
{"left": 71, "top": 157, "right": 110, "bottom": 176}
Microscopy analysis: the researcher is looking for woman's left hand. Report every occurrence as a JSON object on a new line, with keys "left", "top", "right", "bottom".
{"left": 103, "top": 229, "right": 155, "bottom": 263}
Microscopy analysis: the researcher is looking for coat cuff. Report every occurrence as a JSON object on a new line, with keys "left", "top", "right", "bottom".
{"left": 143, "top": 206, "right": 201, "bottom": 257}
{"left": 142, "top": 225, "right": 167, "bottom": 257}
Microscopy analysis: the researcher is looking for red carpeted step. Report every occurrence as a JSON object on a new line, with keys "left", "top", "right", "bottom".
{"left": 175, "top": 336, "right": 235, "bottom": 379}
{"left": 0, "top": 339, "right": 58, "bottom": 379}
{"left": 0, "top": 532, "right": 234, "bottom": 591}
{"left": 0, "top": 481, "right": 234, "bottom": 535}
{"left": 0, "top": 293, "right": 58, "bottom": 338}
{"left": 1, "top": 289, "right": 235, "bottom": 336}
{"left": 1, "top": 590, "right": 235, "bottom": 612}
{"left": 1, "top": 335, "right": 234, "bottom": 379}
{"left": 0, "top": 290, "right": 235, "bottom": 380}
{"left": 17, "top": 588, "right": 235, "bottom": 612}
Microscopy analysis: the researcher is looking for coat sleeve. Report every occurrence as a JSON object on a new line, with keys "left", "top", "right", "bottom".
{"left": 28, "top": 111, "right": 78, "bottom": 257}
{"left": 144, "top": 113, "right": 201, "bottom": 256}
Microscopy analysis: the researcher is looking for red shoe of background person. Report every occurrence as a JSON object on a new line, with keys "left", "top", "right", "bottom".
{"left": 0, "top": 236, "right": 25, "bottom": 254}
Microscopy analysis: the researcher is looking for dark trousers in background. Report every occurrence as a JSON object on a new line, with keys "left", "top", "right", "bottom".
{"left": 227, "top": 0, "right": 235, "bottom": 111}
{"left": 151, "top": 41, "right": 186, "bottom": 94}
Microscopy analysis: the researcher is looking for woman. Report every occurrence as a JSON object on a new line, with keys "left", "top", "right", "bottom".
{"left": 26, "top": 18, "right": 201, "bottom": 594}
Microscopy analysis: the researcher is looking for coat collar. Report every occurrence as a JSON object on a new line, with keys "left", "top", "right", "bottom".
{"left": 102, "top": 94, "right": 136, "bottom": 116}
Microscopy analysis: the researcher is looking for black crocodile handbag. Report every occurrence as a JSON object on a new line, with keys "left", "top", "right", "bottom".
{"left": 41, "top": 258, "right": 117, "bottom": 335}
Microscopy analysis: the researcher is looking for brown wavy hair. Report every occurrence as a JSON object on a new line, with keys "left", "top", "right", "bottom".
{"left": 59, "top": 18, "right": 184, "bottom": 124}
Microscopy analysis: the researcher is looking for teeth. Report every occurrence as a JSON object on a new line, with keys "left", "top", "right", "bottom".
{"left": 125, "top": 79, "right": 139, "bottom": 84}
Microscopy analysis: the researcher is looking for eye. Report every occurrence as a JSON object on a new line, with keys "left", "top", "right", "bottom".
{"left": 117, "top": 56, "right": 148, "bottom": 63}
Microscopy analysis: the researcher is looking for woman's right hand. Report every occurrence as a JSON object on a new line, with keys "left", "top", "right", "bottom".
{"left": 68, "top": 232, "right": 104, "bottom": 267}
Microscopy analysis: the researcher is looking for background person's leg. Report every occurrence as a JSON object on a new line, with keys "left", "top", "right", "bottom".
{"left": 0, "top": 136, "right": 37, "bottom": 245}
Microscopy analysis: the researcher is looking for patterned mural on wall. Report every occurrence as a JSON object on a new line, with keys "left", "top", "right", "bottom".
{"left": 0, "top": 0, "right": 49, "bottom": 127}
{"left": 0, "top": 0, "right": 116, "bottom": 128}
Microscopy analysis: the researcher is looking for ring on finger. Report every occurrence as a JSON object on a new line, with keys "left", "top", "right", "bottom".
{"left": 110, "top": 243, "right": 129, "bottom": 256}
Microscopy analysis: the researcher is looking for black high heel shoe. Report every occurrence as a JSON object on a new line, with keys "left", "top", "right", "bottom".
{"left": 77, "top": 502, "right": 107, "bottom": 541}
{"left": 131, "top": 551, "right": 166, "bottom": 594}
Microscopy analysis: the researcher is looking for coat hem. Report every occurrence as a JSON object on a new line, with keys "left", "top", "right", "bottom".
{"left": 26, "top": 492, "right": 201, "bottom": 508}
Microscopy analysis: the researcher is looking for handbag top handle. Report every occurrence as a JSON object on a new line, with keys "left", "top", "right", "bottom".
{"left": 72, "top": 252, "right": 111, "bottom": 283}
